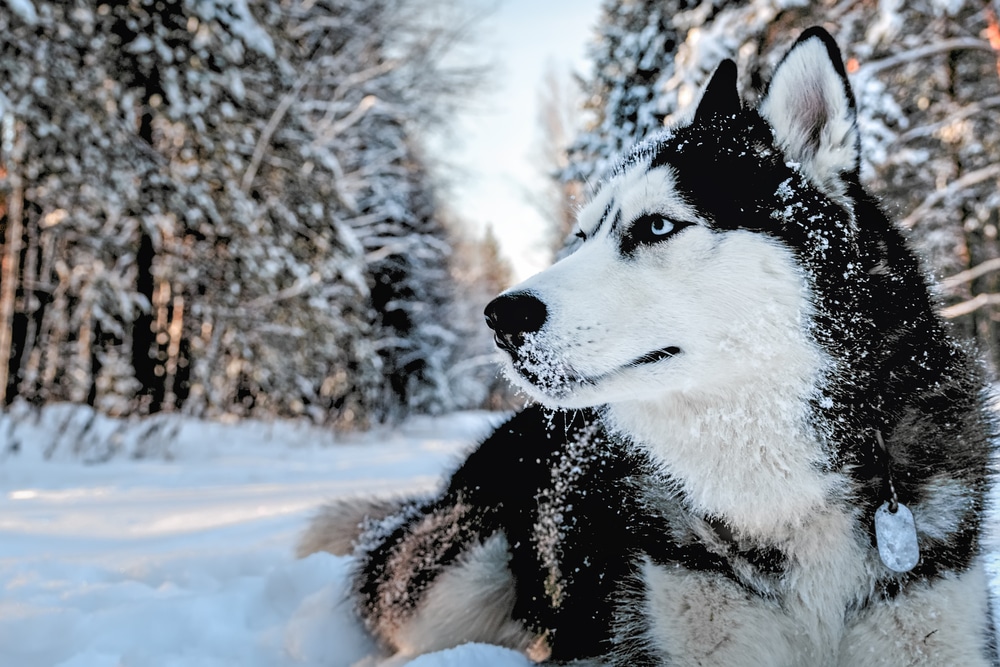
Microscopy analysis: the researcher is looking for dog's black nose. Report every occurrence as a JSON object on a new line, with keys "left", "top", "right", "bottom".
{"left": 484, "top": 292, "right": 548, "bottom": 352}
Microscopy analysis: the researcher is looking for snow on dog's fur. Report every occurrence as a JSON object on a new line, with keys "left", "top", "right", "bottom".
{"left": 301, "top": 28, "right": 998, "bottom": 666}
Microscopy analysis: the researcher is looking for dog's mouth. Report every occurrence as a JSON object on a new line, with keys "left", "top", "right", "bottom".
{"left": 512, "top": 362, "right": 587, "bottom": 398}
{"left": 627, "top": 346, "right": 681, "bottom": 367}
{"left": 506, "top": 341, "right": 681, "bottom": 398}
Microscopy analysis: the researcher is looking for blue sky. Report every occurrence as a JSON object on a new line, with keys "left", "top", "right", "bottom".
{"left": 438, "top": 0, "right": 604, "bottom": 281}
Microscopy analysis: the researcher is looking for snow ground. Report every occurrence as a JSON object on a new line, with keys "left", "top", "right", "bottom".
{"left": 1, "top": 404, "right": 997, "bottom": 667}
{"left": 0, "top": 405, "right": 532, "bottom": 667}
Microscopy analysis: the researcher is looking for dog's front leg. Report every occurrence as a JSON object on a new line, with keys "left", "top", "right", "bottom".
{"left": 385, "top": 530, "right": 538, "bottom": 657}
{"left": 350, "top": 492, "right": 539, "bottom": 660}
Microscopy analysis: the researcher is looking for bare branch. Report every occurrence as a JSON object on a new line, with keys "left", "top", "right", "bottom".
{"left": 895, "top": 95, "right": 1000, "bottom": 144}
{"left": 314, "top": 95, "right": 377, "bottom": 144}
{"left": 899, "top": 164, "right": 1000, "bottom": 228}
{"left": 324, "top": 61, "right": 398, "bottom": 109}
{"left": 241, "top": 72, "right": 310, "bottom": 194}
{"left": 857, "top": 38, "right": 995, "bottom": 77}
{"left": 242, "top": 272, "right": 323, "bottom": 310}
{"left": 941, "top": 293, "right": 1000, "bottom": 319}
{"left": 0, "top": 113, "right": 25, "bottom": 404}
{"left": 942, "top": 257, "right": 1000, "bottom": 291}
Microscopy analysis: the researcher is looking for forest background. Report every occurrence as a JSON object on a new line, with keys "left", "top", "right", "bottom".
{"left": 1, "top": 0, "right": 999, "bottom": 438}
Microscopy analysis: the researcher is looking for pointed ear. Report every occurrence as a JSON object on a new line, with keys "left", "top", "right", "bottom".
{"left": 694, "top": 59, "right": 740, "bottom": 123}
{"left": 759, "top": 27, "right": 859, "bottom": 196}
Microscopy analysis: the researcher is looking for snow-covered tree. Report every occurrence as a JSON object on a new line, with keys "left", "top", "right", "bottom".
{"left": 0, "top": 0, "right": 483, "bottom": 427}
{"left": 564, "top": 0, "right": 701, "bottom": 187}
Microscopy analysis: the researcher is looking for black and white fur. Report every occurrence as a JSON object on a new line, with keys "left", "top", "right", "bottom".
{"left": 300, "top": 405, "right": 662, "bottom": 662}
{"left": 301, "top": 28, "right": 998, "bottom": 666}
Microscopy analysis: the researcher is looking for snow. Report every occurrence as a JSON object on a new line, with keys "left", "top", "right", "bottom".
{"left": 188, "top": 0, "right": 276, "bottom": 59}
{"left": 2, "top": 0, "right": 37, "bottom": 25}
{"left": 1, "top": 403, "right": 998, "bottom": 666}
{"left": 0, "top": 405, "right": 524, "bottom": 667}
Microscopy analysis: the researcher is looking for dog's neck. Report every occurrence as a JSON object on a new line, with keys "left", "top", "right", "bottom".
{"left": 607, "top": 375, "right": 840, "bottom": 541}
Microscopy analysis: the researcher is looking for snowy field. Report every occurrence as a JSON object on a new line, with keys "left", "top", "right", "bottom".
{"left": 0, "top": 404, "right": 532, "bottom": 667}
{"left": 1, "top": 403, "right": 998, "bottom": 667}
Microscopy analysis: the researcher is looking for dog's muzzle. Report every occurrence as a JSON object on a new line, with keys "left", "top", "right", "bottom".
{"left": 484, "top": 291, "right": 548, "bottom": 355}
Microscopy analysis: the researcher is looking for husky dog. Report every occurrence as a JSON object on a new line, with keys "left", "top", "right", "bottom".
{"left": 302, "top": 28, "right": 998, "bottom": 665}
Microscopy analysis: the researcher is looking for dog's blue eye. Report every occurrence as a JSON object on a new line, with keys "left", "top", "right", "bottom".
{"left": 650, "top": 218, "right": 674, "bottom": 236}
{"left": 630, "top": 214, "right": 689, "bottom": 246}
{"left": 620, "top": 214, "right": 693, "bottom": 255}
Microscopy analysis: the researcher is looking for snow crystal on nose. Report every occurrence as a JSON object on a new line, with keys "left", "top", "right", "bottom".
{"left": 509, "top": 333, "right": 575, "bottom": 396}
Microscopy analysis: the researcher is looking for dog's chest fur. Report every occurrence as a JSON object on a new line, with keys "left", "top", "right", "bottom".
{"left": 612, "top": 383, "right": 833, "bottom": 539}
{"left": 608, "top": 364, "right": 884, "bottom": 664}
{"left": 628, "top": 464, "right": 875, "bottom": 665}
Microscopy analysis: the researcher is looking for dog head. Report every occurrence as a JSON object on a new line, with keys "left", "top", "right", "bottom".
{"left": 486, "top": 28, "right": 919, "bottom": 410}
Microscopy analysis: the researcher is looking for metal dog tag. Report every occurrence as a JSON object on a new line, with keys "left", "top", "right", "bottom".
{"left": 874, "top": 501, "right": 920, "bottom": 573}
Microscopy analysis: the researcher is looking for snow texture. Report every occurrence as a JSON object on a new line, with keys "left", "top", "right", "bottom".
{"left": 2, "top": 0, "right": 36, "bottom": 24}
{"left": 188, "top": 0, "right": 275, "bottom": 58}
{"left": 0, "top": 404, "right": 538, "bottom": 667}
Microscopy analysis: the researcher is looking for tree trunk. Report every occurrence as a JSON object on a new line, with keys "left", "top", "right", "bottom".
{"left": 0, "top": 113, "right": 24, "bottom": 405}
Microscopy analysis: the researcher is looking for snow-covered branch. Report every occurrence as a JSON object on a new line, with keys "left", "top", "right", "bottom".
{"left": 895, "top": 96, "right": 1000, "bottom": 144}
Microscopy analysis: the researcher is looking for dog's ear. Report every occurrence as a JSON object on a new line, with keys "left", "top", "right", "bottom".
{"left": 759, "top": 27, "right": 860, "bottom": 196}
{"left": 694, "top": 59, "right": 740, "bottom": 124}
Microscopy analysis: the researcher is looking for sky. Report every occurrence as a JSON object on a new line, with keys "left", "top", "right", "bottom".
{"left": 437, "top": 0, "right": 604, "bottom": 282}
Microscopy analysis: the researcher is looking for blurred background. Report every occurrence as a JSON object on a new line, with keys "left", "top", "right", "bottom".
{"left": 0, "top": 0, "right": 998, "bottom": 434}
